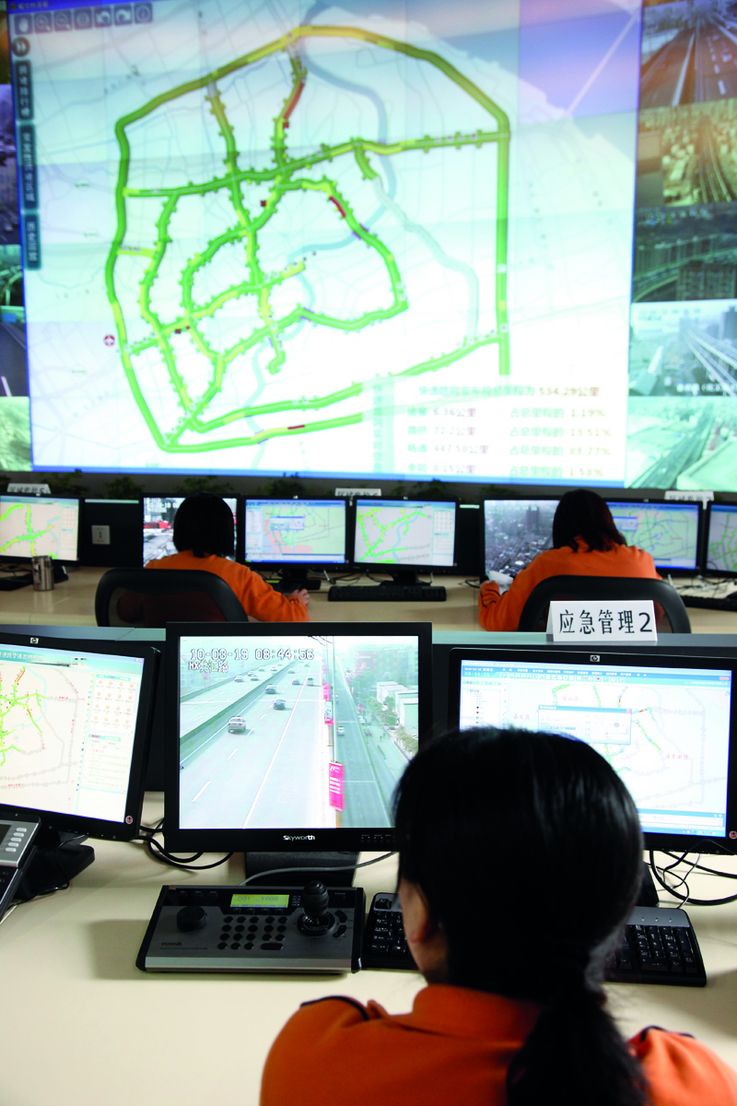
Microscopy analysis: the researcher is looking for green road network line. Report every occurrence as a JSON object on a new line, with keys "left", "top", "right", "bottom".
{"left": 105, "top": 24, "right": 510, "bottom": 454}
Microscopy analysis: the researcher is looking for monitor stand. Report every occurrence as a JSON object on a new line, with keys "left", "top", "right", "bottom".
{"left": 381, "top": 570, "right": 426, "bottom": 587}
{"left": 243, "top": 851, "right": 359, "bottom": 888}
{"left": 637, "top": 862, "right": 659, "bottom": 907}
{"left": 275, "top": 569, "right": 323, "bottom": 593}
{"left": 17, "top": 829, "right": 95, "bottom": 900}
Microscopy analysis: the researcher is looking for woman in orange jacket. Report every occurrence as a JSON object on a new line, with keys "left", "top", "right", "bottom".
{"left": 479, "top": 489, "right": 660, "bottom": 631}
{"left": 261, "top": 727, "right": 737, "bottom": 1106}
{"left": 146, "top": 493, "right": 309, "bottom": 622}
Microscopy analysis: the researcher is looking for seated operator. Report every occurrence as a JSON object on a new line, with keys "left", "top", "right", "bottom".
{"left": 146, "top": 493, "right": 309, "bottom": 622}
{"left": 260, "top": 726, "right": 737, "bottom": 1106}
{"left": 478, "top": 488, "right": 660, "bottom": 631}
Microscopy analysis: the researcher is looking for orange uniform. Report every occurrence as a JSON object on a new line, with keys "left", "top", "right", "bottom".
{"left": 145, "top": 551, "right": 309, "bottom": 622}
{"left": 479, "top": 542, "right": 661, "bottom": 632}
{"left": 260, "top": 986, "right": 737, "bottom": 1106}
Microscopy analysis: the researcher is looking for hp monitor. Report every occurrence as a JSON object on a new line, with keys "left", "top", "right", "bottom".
{"left": 606, "top": 499, "right": 702, "bottom": 573}
{"left": 244, "top": 498, "right": 348, "bottom": 589}
{"left": 705, "top": 503, "right": 737, "bottom": 576}
{"left": 0, "top": 633, "right": 158, "bottom": 895}
{"left": 448, "top": 646, "right": 737, "bottom": 856}
{"left": 0, "top": 495, "right": 80, "bottom": 563}
{"left": 142, "top": 496, "right": 239, "bottom": 565}
{"left": 352, "top": 498, "right": 457, "bottom": 585}
{"left": 482, "top": 497, "right": 558, "bottom": 577}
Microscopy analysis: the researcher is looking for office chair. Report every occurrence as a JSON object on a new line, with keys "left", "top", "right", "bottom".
{"left": 517, "top": 575, "right": 691, "bottom": 633}
{"left": 95, "top": 567, "right": 248, "bottom": 626}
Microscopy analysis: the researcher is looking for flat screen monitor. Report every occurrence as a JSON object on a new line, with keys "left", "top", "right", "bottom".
{"left": 0, "top": 496, "right": 80, "bottom": 562}
{"left": 705, "top": 503, "right": 737, "bottom": 576}
{"left": 482, "top": 498, "right": 558, "bottom": 577}
{"left": 142, "top": 496, "right": 238, "bottom": 565}
{"left": 352, "top": 499, "right": 457, "bottom": 583}
{"left": 448, "top": 647, "right": 737, "bottom": 855}
{"left": 606, "top": 499, "right": 702, "bottom": 573}
{"left": 164, "top": 622, "right": 433, "bottom": 866}
{"left": 0, "top": 633, "right": 158, "bottom": 892}
{"left": 79, "top": 498, "right": 143, "bottom": 567}
{"left": 244, "top": 498, "right": 348, "bottom": 582}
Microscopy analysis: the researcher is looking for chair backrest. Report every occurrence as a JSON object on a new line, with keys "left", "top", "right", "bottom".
{"left": 517, "top": 575, "right": 691, "bottom": 633}
{"left": 95, "top": 568, "right": 248, "bottom": 627}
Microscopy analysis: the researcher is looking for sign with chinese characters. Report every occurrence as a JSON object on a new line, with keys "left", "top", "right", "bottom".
{"left": 546, "top": 600, "right": 658, "bottom": 643}
{"left": 328, "top": 761, "right": 344, "bottom": 811}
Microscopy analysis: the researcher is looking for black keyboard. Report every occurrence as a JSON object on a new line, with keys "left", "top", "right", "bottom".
{"left": 680, "top": 592, "right": 737, "bottom": 611}
{"left": 328, "top": 584, "right": 447, "bottom": 602}
{"left": 0, "top": 572, "right": 33, "bottom": 591}
{"left": 361, "top": 894, "right": 706, "bottom": 986}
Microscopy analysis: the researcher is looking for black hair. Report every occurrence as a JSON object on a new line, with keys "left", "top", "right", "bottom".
{"left": 394, "top": 727, "right": 647, "bottom": 1106}
{"left": 552, "top": 489, "right": 626, "bottom": 552}
{"left": 172, "top": 494, "right": 234, "bottom": 558}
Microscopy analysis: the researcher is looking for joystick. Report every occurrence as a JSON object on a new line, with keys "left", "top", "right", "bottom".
{"left": 176, "top": 904, "right": 207, "bottom": 932}
{"left": 298, "top": 879, "right": 335, "bottom": 936}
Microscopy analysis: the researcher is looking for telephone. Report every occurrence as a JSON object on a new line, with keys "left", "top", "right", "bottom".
{"left": 0, "top": 814, "right": 40, "bottom": 921}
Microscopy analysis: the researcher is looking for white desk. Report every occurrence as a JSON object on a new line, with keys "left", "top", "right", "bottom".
{"left": 3, "top": 807, "right": 737, "bottom": 1106}
{"left": 0, "top": 567, "right": 735, "bottom": 635}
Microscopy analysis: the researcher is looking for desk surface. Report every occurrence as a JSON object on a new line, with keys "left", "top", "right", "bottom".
{"left": 1, "top": 566, "right": 736, "bottom": 635}
{"left": 2, "top": 803, "right": 737, "bottom": 1106}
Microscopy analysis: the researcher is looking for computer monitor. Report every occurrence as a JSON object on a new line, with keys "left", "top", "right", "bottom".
{"left": 142, "top": 496, "right": 239, "bottom": 565}
{"left": 482, "top": 497, "right": 558, "bottom": 578}
{"left": 164, "top": 622, "right": 433, "bottom": 880}
{"left": 352, "top": 498, "right": 457, "bottom": 585}
{"left": 0, "top": 632, "right": 158, "bottom": 895}
{"left": 448, "top": 646, "right": 737, "bottom": 856}
{"left": 606, "top": 499, "right": 702, "bottom": 573}
{"left": 0, "top": 495, "right": 80, "bottom": 562}
{"left": 705, "top": 503, "right": 737, "bottom": 576}
{"left": 244, "top": 498, "right": 348, "bottom": 589}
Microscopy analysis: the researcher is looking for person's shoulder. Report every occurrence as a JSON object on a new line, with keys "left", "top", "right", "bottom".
{"left": 631, "top": 1026, "right": 737, "bottom": 1103}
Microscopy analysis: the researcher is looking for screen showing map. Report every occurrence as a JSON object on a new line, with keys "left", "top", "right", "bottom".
{"left": 353, "top": 498, "right": 456, "bottom": 568}
{"left": 606, "top": 499, "right": 701, "bottom": 570}
{"left": 142, "top": 495, "right": 237, "bottom": 564}
{"left": 0, "top": 494, "right": 79, "bottom": 560}
{"left": 0, "top": 639, "right": 148, "bottom": 824}
{"left": 5, "top": 0, "right": 737, "bottom": 489}
{"left": 705, "top": 503, "right": 737, "bottom": 574}
{"left": 453, "top": 650, "right": 733, "bottom": 839}
{"left": 483, "top": 497, "right": 558, "bottom": 577}
{"left": 244, "top": 498, "right": 346, "bottom": 565}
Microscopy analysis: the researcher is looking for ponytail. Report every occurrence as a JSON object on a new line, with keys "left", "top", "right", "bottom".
{"left": 507, "top": 985, "right": 647, "bottom": 1106}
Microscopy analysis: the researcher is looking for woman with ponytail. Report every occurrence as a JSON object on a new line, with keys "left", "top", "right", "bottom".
{"left": 261, "top": 728, "right": 737, "bottom": 1106}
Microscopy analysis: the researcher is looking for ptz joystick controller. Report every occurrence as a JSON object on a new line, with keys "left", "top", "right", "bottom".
{"left": 298, "top": 879, "right": 335, "bottom": 937}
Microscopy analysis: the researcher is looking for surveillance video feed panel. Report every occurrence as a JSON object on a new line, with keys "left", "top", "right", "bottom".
{"left": 0, "top": 635, "right": 156, "bottom": 839}
{"left": 482, "top": 498, "right": 558, "bottom": 577}
{"left": 142, "top": 496, "right": 238, "bottom": 565}
{"left": 606, "top": 500, "right": 702, "bottom": 572}
{"left": 244, "top": 498, "right": 348, "bottom": 565}
{"left": 705, "top": 504, "right": 737, "bottom": 576}
{"left": 353, "top": 499, "right": 456, "bottom": 569}
{"left": 164, "top": 622, "right": 433, "bottom": 853}
{"left": 0, "top": 495, "right": 80, "bottom": 562}
{"left": 449, "top": 647, "right": 737, "bottom": 854}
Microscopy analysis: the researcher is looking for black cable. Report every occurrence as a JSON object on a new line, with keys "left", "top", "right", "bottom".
{"left": 134, "top": 820, "right": 233, "bottom": 871}
{"left": 648, "top": 850, "right": 737, "bottom": 907}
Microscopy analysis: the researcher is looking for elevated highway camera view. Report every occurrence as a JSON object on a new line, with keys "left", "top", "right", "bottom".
{"left": 177, "top": 632, "right": 420, "bottom": 829}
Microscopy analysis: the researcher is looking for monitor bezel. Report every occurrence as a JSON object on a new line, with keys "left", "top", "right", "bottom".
{"left": 0, "top": 631, "right": 159, "bottom": 841}
{"left": 164, "top": 621, "right": 434, "bottom": 854}
{"left": 351, "top": 497, "right": 459, "bottom": 574}
{"left": 446, "top": 644, "right": 737, "bottom": 856}
{"left": 605, "top": 496, "right": 704, "bottom": 575}
{"left": 704, "top": 502, "right": 737, "bottom": 578}
{"left": 0, "top": 494, "right": 81, "bottom": 564}
{"left": 243, "top": 496, "right": 349, "bottom": 570}
{"left": 481, "top": 495, "right": 559, "bottom": 579}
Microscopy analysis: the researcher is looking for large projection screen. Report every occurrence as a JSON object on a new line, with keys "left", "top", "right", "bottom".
{"left": 2, "top": 0, "right": 737, "bottom": 489}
